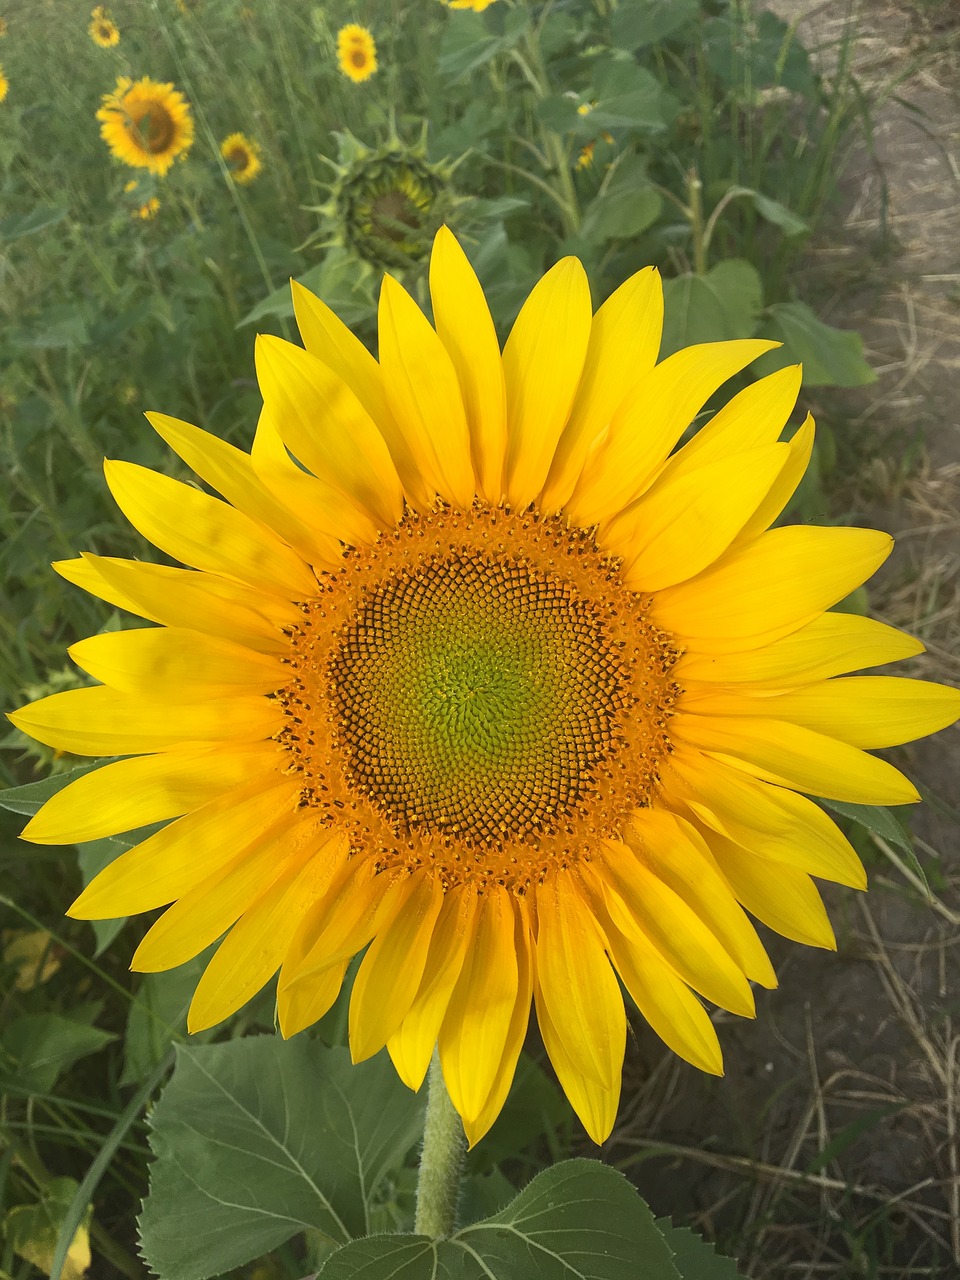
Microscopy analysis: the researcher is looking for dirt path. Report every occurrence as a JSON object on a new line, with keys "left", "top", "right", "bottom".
{"left": 608, "top": 6, "right": 960, "bottom": 1274}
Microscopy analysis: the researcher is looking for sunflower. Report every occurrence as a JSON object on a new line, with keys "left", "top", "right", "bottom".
{"left": 97, "top": 76, "right": 194, "bottom": 177}
{"left": 89, "top": 7, "right": 120, "bottom": 47}
{"left": 324, "top": 134, "right": 455, "bottom": 270}
{"left": 221, "top": 131, "right": 262, "bottom": 185}
{"left": 0, "top": 18, "right": 7, "bottom": 38}
{"left": 13, "top": 229, "right": 960, "bottom": 1147}
{"left": 441, "top": 0, "right": 499, "bottom": 10}
{"left": 337, "top": 24, "right": 377, "bottom": 83}
{"left": 0, "top": 66, "right": 7, "bottom": 103}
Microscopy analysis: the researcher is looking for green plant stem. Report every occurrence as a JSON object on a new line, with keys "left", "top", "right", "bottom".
{"left": 414, "top": 1052, "right": 465, "bottom": 1240}
{"left": 687, "top": 168, "right": 707, "bottom": 275}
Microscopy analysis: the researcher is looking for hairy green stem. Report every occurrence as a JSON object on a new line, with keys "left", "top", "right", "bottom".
{"left": 414, "top": 1052, "right": 466, "bottom": 1240}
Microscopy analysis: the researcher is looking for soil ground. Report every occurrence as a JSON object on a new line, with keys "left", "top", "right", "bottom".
{"left": 603, "top": 5, "right": 960, "bottom": 1275}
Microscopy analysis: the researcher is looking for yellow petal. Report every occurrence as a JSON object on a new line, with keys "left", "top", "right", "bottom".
{"left": 591, "top": 842, "right": 755, "bottom": 1016}
{"left": 603, "top": 918, "right": 723, "bottom": 1076}
{"left": 188, "top": 829, "right": 349, "bottom": 1032}
{"left": 705, "top": 828, "right": 837, "bottom": 949}
{"left": 387, "top": 884, "right": 478, "bottom": 1092}
{"left": 145, "top": 412, "right": 339, "bottom": 567}
{"left": 650, "top": 526, "right": 893, "bottom": 653}
{"left": 378, "top": 274, "right": 474, "bottom": 508}
{"left": 565, "top": 339, "right": 778, "bottom": 526}
{"left": 68, "top": 627, "right": 284, "bottom": 698}
{"left": 67, "top": 779, "right": 299, "bottom": 918}
{"left": 610, "top": 444, "right": 788, "bottom": 590}
{"left": 292, "top": 279, "right": 434, "bottom": 510}
{"left": 675, "top": 611, "right": 924, "bottom": 686}
{"left": 461, "top": 904, "right": 534, "bottom": 1146}
{"left": 349, "top": 871, "right": 444, "bottom": 1062}
{"left": 278, "top": 961, "right": 350, "bottom": 1039}
{"left": 662, "top": 363, "right": 802, "bottom": 473}
{"left": 733, "top": 413, "right": 815, "bottom": 544}
{"left": 104, "top": 459, "right": 316, "bottom": 597}
{"left": 673, "top": 713, "right": 920, "bottom": 805}
{"left": 131, "top": 806, "right": 324, "bottom": 972}
{"left": 503, "top": 257, "right": 592, "bottom": 509}
{"left": 439, "top": 884, "right": 519, "bottom": 1125}
{"left": 623, "top": 809, "right": 776, "bottom": 987}
{"left": 250, "top": 410, "right": 371, "bottom": 551}
{"left": 682, "top": 676, "right": 960, "bottom": 748}
{"left": 429, "top": 226, "right": 508, "bottom": 504}
{"left": 9, "top": 684, "right": 282, "bottom": 757}
{"left": 668, "top": 748, "right": 866, "bottom": 887}
{"left": 57, "top": 554, "right": 295, "bottom": 654}
{"left": 21, "top": 743, "right": 277, "bottom": 844}
{"left": 281, "top": 863, "right": 405, "bottom": 990}
{"left": 254, "top": 336, "right": 403, "bottom": 527}
{"left": 540, "top": 266, "right": 662, "bottom": 513}
{"left": 534, "top": 974, "right": 620, "bottom": 1144}
{"left": 534, "top": 871, "right": 625, "bottom": 1089}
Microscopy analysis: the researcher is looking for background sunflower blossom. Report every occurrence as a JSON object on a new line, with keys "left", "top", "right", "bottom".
{"left": 11, "top": 228, "right": 960, "bottom": 1148}
{"left": 221, "top": 131, "right": 262, "bottom": 184}
{"left": 96, "top": 75, "right": 193, "bottom": 176}
{"left": 336, "top": 23, "right": 377, "bottom": 83}
{"left": 89, "top": 5, "right": 120, "bottom": 47}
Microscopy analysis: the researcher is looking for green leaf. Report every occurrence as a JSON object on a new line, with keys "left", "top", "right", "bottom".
{"left": 589, "top": 62, "right": 675, "bottom": 132}
{"left": 5, "top": 1177, "right": 92, "bottom": 1280}
{"left": 319, "top": 1159, "right": 681, "bottom": 1279}
{"left": 611, "top": 0, "right": 699, "bottom": 49}
{"left": 654, "top": 1219, "right": 743, "bottom": 1278}
{"left": 821, "top": 800, "right": 929, "bottom": 894}
{"left": 0, "top": 1012, "right": 116, "bottom": 1094}
{"left": 0, "top": 204, "right": 69, "bottom": 242}
{"left": 754, "top": 302, "right": 876, "bottom": 387}
{"left": 240, "top": 251, "right": 374, "bottom": 329}
{"left": 581, "top": 155, "right": 662, "bottom": 242}
{"left": 750, "top": 192, "right": 809, "bottom": 237}
{"left": 138, "top": 1038, "right": 426, "bottom": 1280}
{"left": 437, "top": 12, "right": 505, "bottom": 81}
{"left": 661, "top": 260, "right": 763, "bottom": 357}
{"left": 121, "top": 957, "right": 211, "bottom": 1086}
{"left": 0, "top": 764, "right": 102, "bottom": 817}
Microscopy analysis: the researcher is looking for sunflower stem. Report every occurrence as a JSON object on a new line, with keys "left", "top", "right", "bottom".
{"left": 414, "top": 1051, "right": 466, "bottom": 1240}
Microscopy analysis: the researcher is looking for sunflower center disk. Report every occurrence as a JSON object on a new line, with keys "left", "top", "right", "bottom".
{"left": 330, "top": 553, "right": 624, "bottom": 845}
{"left": 278, "top": 508, "right": 683, "bottom": 891}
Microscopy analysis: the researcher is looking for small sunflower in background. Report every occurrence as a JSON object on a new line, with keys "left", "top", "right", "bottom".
{"left": 221, "top": 132, "right": 262, "bottom": 185}
{"left": 575, "top": 142, "right": 594, "bottom": 171}
{"left": 0, "top": 18, "right": 7, "bottom": 37}
{"left": 97, "top": 76, "right": 194, "bottom": 177}
{"left": 441, "top": 0, "right": 499, "bottom": 10}
{"left": 0, "top": 65, "right": 8, "bottom": 103}
{"left": 89, "top": 5, "right": 120, "bottom": 48}
{"left": 336, "top": 24, "right": 377, "bottom": 83}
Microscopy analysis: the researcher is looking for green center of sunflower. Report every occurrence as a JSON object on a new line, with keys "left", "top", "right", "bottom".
{"left": 327, "top": 551, "right": 627, "bottom": 845}
{"left": 277, "top": 507, "right": 683, "bottom": 889}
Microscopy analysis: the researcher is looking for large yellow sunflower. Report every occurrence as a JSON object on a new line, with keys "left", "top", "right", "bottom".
{"left": 337, "top": 24, "right": 377, "bottom": 83}
{"left": 220, "top": 131, "right": 262, "bottom": 185}
{"left": 96, "top": 76, "right": 193, "bottom": 177}
{"left": 12, "top": 229, "right": 960, "bottom": 1146}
